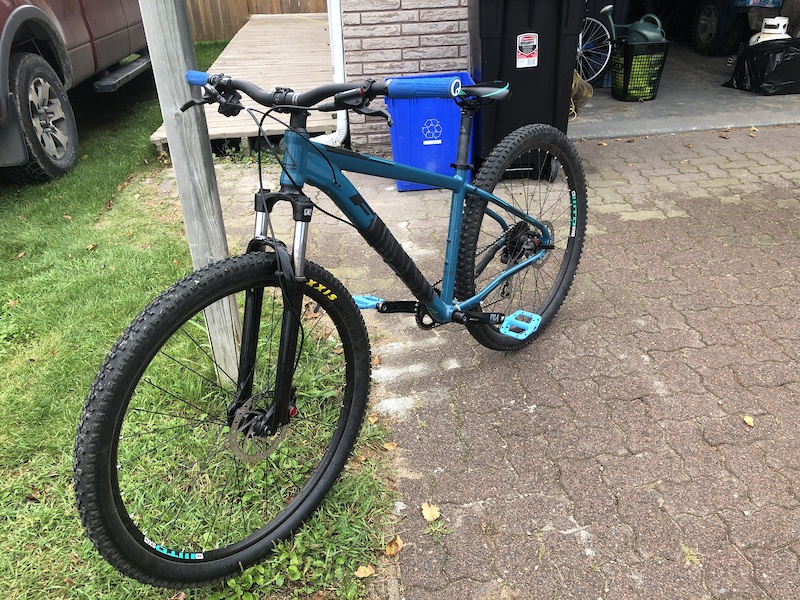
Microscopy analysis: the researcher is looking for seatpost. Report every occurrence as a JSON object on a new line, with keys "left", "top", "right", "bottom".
{"left": 453, "top": 104, "right": 477, "bottom": 176}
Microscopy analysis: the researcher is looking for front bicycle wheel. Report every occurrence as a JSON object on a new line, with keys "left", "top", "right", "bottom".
{"left": 74, "top": 253, "right": 371, "bottom": 588}
{"left": 456, "top": 124, "right": 587, "bottom": 351}
{"left": 576, "top": 16, "right": 612, "bottom": 84}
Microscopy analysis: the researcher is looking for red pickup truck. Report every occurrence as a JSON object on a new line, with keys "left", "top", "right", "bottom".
{"left": 0, "top": 0, "right": 149, "bottom": 183}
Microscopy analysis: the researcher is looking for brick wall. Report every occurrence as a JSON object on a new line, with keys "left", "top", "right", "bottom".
{"left": 341, "top": 0, "right": 469, "bottom": 155}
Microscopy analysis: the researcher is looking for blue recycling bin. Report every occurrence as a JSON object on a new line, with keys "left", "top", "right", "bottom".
{"left": 385, "top": 72, "right": 473, "bottom": 192}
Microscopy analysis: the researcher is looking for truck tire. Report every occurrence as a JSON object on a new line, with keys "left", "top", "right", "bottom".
{"left": 6, "top": 52, "right": 78, "bottom": 182}
{"left": 693, "top": 0, "right": 748, "bottom": 55}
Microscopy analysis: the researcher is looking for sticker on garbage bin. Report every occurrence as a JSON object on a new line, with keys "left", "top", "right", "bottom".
{"left": 421, "top": 118, "right": 443, "bottom": 145}
{"left": 517, "top": 33, "right": 538, "bottom": 68}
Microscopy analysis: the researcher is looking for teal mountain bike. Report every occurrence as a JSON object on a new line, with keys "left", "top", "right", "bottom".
{"left": 74, "top": 71, "right": 588, "bottom": 588}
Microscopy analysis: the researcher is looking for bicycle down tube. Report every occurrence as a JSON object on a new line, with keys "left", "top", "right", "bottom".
{"left": 281, "top": 131, "right": 555, "bottom": 324}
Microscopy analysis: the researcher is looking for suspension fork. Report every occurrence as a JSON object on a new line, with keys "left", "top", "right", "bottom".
{"left": 228, "top": 189, "right": 313, "bottom": 433}
{"left": 268, "top": 192, "right": 313, "bottom": 431}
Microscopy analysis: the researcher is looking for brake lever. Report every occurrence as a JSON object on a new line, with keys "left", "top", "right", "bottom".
{"left": 180, "top": 97, "right": 208, "bottom": 112}
{"left": 353, "top": 105, "right": 393, "bottom": 126}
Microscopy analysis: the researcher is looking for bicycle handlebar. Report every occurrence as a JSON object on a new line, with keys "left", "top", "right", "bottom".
{"left": 185, "top": 70, "right": 462, "bottom": 109}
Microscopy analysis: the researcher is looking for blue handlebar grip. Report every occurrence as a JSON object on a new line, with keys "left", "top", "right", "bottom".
{"left": 386, "top": 76, "right": 461, "bottom": 99}
{"left": 186, "top": 70, "right": 210, "bottom": 86}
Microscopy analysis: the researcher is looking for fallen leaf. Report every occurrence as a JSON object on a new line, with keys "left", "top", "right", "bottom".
{"left": 421, "top": 502, "right": 440, "bottom": 522}
{"left": 719, "top": 134, "right": 729, "bottom": 139}
{"left": 385, "top": 535, "right": 404, "bottom": 557}
{"left": 748, "top": 133, "right": 756, "bottom": 138}
{"left": 724, "top": 126, "right": 732, "bottom": 131}
{"left": 63, "top": 214, "right": 73, "bottom": 220}
{"left": 368, "top": 414, "right": 379, "bottom": 425}
{"left": 372, "top": 355, "right": 381, "bottom": 367}
{"left": 598, "top": 141, "right": 608, "bottom": 146}
{"left": 86, "top": 243, "right": 97, "bottom": 251}
{"left": 684, "top": 144, "right": 693, "bottom": 148}
{"left": 15, "top": 252, "right": 25, "bottom": 259}
{"left": 354, "top": 565, "right": 375, "bottom": 578}
{"left": 626, "top": 138, "right": 635, "bottom": 143}
{"left": 7, "top": 299, "right": 19, "bottom": 307}
{"left": 382, "top": 442, "right": 397, "bottom": 451}
{"left": 750, "top": 125, "right": 758, "bottom": 131}
{"left": 743, "top": 415, "right": 754, "bottom": 427}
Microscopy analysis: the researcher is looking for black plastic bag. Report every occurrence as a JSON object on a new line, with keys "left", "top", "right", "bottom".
{"left": 724, "top": 39, "right": 800, "bottom": 95}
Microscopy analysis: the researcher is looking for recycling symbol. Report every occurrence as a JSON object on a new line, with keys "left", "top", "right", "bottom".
{"left": 421, "top": 118, "right": 443, "bottom": 141}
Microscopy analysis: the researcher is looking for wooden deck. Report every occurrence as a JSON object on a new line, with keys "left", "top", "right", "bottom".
{"left": 151, "top": 13, "right": 336, "bottom": 151}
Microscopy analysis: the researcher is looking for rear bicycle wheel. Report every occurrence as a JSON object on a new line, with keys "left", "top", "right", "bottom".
{"left": 576, "top": 16, "right": 612, "bottom": 84}
{"left": 74, "top": 253, "right": 371, "bottom": 588}
{"left": 456, "top": 124, "right": 588, "bottom": 351}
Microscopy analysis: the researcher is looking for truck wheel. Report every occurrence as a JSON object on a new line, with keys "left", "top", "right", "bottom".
{"left": 6, "top": 52, "right": 78, "bottom": 182}
{"left": 693, "top": 0, "right": 748, "bottom": 55}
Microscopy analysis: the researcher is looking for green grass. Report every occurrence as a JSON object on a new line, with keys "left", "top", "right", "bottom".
{"left": 0, "top": 41, "right": 395, "bottom": 599}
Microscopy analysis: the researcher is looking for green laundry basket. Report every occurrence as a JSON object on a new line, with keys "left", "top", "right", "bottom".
{"left": 611, "top": 40, "right": 669, "bottom": 101}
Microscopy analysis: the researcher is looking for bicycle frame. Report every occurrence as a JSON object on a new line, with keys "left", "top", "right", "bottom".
{"left": 276, "top": 128, "right": 555, "bottom": 325}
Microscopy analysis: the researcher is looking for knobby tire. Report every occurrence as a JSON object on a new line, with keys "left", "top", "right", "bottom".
{"left": 74, "top": 253, "right": 370, "bottom": 588}
{"left": 456, "top": 123, "right": 588, "bottom": 351}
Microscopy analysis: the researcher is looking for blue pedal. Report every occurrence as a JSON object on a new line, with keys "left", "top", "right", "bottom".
{"left": 499, "top": 310, "right": 541, "bottom": 340}
{"left": 352, "top": 295, "right": 383, "bottom": 310}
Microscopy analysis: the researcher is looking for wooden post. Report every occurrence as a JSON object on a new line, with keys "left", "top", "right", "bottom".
{"left": 139, "top": 0, "right": 241, "bottom": 381}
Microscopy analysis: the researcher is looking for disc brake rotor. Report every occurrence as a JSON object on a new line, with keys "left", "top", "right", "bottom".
{"left": 229, "top": 395, "right": 288, "bottom": 463}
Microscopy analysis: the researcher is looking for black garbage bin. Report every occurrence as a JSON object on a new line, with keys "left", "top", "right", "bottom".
{"left": 468, "top": 0, "right": 584, "bottom": 163}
